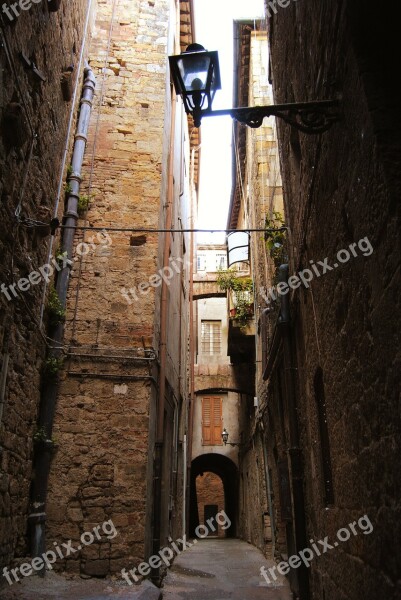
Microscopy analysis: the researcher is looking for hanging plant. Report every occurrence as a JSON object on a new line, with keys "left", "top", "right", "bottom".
{"left": 55, "top": 247, "right": 68, "bottom": 265}
{"left": 217, "top": 269, "right": 254, "bottom": 327}
{"left": 42, "top": 356, "right": 64, "bottom": 379}
{"left": 33, "top": 426, "right": 58, "bottom": 449}
{"left": 47, "top": 286, "right": 65, "bottom": 326}
{"left": 232, "top": 295, "right": 254, "bottom": 328}
{"left": 264, "top": 211, "right": 287, "bottom": 264}
{"left": 77, "top": 194, "right": 91, "bottom": 216}
{"left": 216, "top": 269, "right": 253, "bottom": 293}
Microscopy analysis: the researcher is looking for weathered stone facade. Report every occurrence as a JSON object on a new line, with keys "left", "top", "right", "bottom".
{"left": 229, "top": 21, "right": 288, "bottom": 562}
{"left": 1, "top": 0, "right": 196, "bottom": 584}
{"left": 44, "top": 0, "right": 193, "bottom": 578}
{"left": 257, "top": 2, "right": 400, "bottom": 599}
{"left": 0, "top": 0, "right": 89, "bottom": 574}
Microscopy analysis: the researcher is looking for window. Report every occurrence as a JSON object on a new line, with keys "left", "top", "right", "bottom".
{"left": 215, "top": 253, "right": 226, "bottom": 271}
{"left": 197, "top": 253, "right": 206, "bottom": 271}
{"left": 202, "top": 396, "right": 222, "bottom": 445}
{"left": 201, "top": 320, "right": 221, "bottom": 355}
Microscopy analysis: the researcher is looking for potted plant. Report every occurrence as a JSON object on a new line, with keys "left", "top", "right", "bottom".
{"left": 217, "top": 269, "right": 254, "bottom": 328}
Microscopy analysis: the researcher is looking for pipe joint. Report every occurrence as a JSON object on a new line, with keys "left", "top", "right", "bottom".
{"left": 65, "top": 209, "right": 79, "bottom": 220}
{"left": 68, "top": 173, "right": 83, "bottom": 184}
{"left": 74, "top": 132, "right": 88, "bottom": 144}
{"left": 28, "top": 512, "right": 46, "bottom": 524}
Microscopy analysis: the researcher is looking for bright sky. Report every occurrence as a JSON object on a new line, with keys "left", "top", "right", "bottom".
{"left": 193, "top": 0, "right": 265, "bottom": 243}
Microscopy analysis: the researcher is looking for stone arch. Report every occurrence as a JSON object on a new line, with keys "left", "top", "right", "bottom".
{"left": 190, "top": 453, "right": 239, "bottom": 538}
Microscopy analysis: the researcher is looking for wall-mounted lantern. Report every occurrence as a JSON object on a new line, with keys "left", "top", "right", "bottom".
{"left": 169, "top": 44, "right": 340, "bottom": 133}
{"left": 221, "top": 428, "right": 242, "bottom": 447}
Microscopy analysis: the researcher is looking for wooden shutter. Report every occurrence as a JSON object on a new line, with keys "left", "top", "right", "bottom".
{"left": 202, "top": 397, "right": 222, "bottom": 445}
{"left": 212, "top": 398, "right": 222, "bottom": 445}
{"left": 202, "top": 397, "right": 212, "bottom": 445}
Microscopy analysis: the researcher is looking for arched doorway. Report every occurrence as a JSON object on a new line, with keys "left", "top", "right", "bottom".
{"left": 190, "top": 453, "right": 238, "bottom": 538}
{"left": 196, "top": 472, "right": 225, "bottom": 537}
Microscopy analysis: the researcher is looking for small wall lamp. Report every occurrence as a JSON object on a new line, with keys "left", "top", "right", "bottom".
{"left": 221, "top": 428, "right": 242, "bottom": 447}
{"left": 169, "top": 44, "right": 340, "bottom": 133}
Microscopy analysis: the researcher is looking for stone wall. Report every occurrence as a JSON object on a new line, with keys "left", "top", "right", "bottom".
{"left": 45, "top": 0, "right": 191, "bottom": 577}
{"left": 230, "top": 23, "right": 288, "bottom": 564}
{"left": 267, "top": 1, "right": 401, "bottom": 599}
{"left": 0, "top": 0, "right": 89, "bottom": 574}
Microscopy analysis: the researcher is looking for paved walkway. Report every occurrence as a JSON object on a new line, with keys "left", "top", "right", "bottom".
{"left": 161, "top": 538, "right": 292, "bottom": 600}
{"left": 0, "top": 573, "right": 160, "bottom": 600}
{"left": 0, "top": 539, "right": 291, "bottom": 600}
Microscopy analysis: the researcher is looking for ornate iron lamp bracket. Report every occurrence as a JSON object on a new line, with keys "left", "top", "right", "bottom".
{"left": 200, "top": 100, "right": 341, "bottom": 134}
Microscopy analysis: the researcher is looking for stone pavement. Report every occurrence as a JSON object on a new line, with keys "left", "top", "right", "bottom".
{"left": 0, "top": 539, "right": 291, "bottom": 600}
{"left": 0, "top": 572, "right": 161, "bottom": 600}
{"left": 161, "top": 538, "right": 292, "bottom": 600}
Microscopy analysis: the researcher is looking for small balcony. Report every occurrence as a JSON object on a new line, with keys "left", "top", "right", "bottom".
{"left": 215, "top": 270, "right": 255, "bottom": 363}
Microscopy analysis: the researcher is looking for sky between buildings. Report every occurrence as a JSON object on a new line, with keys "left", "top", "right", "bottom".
{"left": 193, "top": 0, "right": 265, "bottom": 244}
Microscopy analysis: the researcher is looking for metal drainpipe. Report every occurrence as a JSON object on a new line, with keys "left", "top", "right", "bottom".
{"left": 39, "top": 0, "right": 94, "bottom": 324}
{"left": 278, "top": 264, "right": 309, "bottom": 600}
{"left": 151, "top": 91, "right": 176, "bottom": 580}
{"left": 57, "top": 65, "right": 96, "bottom": 300}
{"left": 28, "top": 66, "right": 96, "bottom": 566}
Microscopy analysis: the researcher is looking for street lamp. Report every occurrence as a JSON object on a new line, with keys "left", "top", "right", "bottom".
{"left": 169, "top": 43, "right": 221, "bottom": 127}
{"left": 221, "top": 428, "right": 242, "bottom": 447}
{"left": 169, "top": 44, "right": 340, "bottom": 133}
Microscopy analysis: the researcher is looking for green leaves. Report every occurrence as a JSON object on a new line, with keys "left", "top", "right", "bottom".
{"left": 216, "top": 269, "right": 253, "bottom": 293}
{"left": 47, "top": 286, "right": 65, "bottom": 326}
{"left": 264, "top": 211, "right": 286, "bottom": 263}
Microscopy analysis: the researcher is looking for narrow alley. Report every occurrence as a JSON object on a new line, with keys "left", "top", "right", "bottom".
{"left": 0, "top": 1, "right": 399, "bottom": 600}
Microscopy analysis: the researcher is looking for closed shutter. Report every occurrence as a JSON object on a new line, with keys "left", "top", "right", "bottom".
{"left": 202, "top": 397, "right": 212, "bottom": 445}
{"left": 202, "top": 397, "right": 222, "bottom": 445}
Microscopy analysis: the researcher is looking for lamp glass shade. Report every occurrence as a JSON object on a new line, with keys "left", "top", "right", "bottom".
{"left": 169, "top": 47, "right": 221, "bottom": 111}
{"left": 177, "top": 53, "right": 212, "bottom": 93}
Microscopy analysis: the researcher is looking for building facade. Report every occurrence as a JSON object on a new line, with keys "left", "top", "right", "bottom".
{"left": 0, "top": 0, "right": 90, "bottom": 573}
{"left": 229, "top": 3, "right": 401, "bottom": 600}
{"left": 228, "top": 19, "right": 288, "bottom": 564}
{"left": 1, "top": 0, "right": 198, "bottom": 583}
{"left": 190, "top": 244, "right": 241, "bottom": 537}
